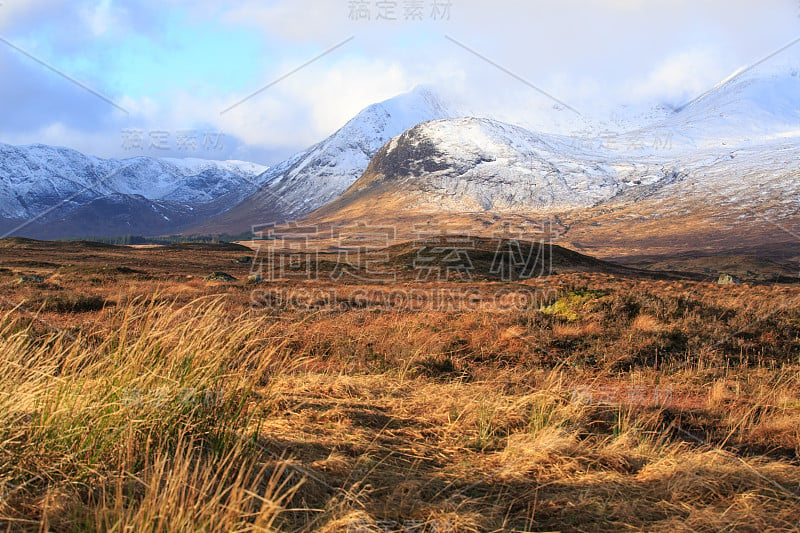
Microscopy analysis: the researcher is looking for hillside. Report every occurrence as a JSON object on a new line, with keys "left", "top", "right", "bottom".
{"left": 303, "top": 68, "right": 800, "bottom": 259}
{"left": 194, "top": 86, "right": 459, "bottom": 234}
{"left": 0, "top": 143, "right": 268, "bottom": 239}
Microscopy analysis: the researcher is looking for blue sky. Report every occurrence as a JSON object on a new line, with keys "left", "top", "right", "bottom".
{"left": 1, "top": 0, "right": 799, "bottom": 164}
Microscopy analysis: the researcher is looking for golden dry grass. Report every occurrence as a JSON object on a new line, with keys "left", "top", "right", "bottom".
{"left": 0, "top": 244, "right": 799, "bottom": 531}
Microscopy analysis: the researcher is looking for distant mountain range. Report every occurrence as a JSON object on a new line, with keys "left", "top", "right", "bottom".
{"left": 2, "top": 68, "right": 799, "bottom": 252}
{"left": 0, "top": 143, "right": 267, "bottom": 239}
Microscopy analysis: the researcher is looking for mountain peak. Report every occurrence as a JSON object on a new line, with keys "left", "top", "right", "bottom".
{"left": 194, "top": 86, "right": 460, "bottom": 233}
{"left": 632, "top": 66, "right": 800, "bottom": 149}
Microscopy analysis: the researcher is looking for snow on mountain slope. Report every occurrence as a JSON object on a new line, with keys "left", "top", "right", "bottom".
{"left": 0, "top": 143, "right": 108, "bottom": 220}
{"left": 552, "top": 138, "right": 800, "bottom": 259}
{"left": 5, "top": 66, "right": 800, "bottom": 242}
{"left": 311, "top": 85, "right": 800, "bottom": 225}
{"left": 210, "top": 67, "right": 800, "bottom": 236}
{"left": 101, "top": 157, "right": 268, "bottom": 205}
{"left": 410, "top": 118, "right": 621, "bottom": 210}
{"left": 0, "top": 142, "right": 268, "bottom": 237}
{"left": 196, "top": 86, "right": 459, "bottom": 232}
{"left": 311, "top": 117, "right": 625, "bottom": 219}
{"left": 607, "top": 140, "right": 800, "bottom": 218}
{"left": 160, "top": 157, "right": 267, "bottom": 177}
{"left": 592, "top": 67, "right": 800, "bottom": 215}
{"left": 617, "top": 69, "right": 800, "bottom": 151}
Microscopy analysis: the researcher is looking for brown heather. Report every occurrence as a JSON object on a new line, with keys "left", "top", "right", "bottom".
{"left": 0, "top": 243, "right": 799, "bottom": 531}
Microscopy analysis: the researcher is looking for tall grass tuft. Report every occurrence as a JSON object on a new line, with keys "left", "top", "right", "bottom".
{"left": 0, "top": 297, "right": 302, "bottom": 531}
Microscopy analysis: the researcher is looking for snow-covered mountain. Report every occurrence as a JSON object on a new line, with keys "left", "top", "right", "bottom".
{"left": 0, "top": 143, "right": 268, "bottom": 238}
{"left": 196, "top": 86, "right": 459, "bottom": 233}
{"left": 5, "top": 66, "right": 799, "bottom": 248}
{"left": 313, "top": 117, "right": 621, "bottom": 216}
{"left": 308, "top": 67, "right": 800, "bottom": 243}
{"left": 616, "top": 68, "right": 800, "bottom": 152}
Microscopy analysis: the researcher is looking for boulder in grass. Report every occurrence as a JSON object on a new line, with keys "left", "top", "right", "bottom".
{"left": 17, "top": 275, "right": 43, "bottom": 284}
{"left": 205, "top": 271, "right": 237, "bottom": 282}
{"left": 247, "top": 274, "right": 264, "bottom": 284}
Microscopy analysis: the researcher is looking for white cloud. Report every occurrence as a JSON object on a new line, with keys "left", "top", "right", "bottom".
{"left": 80, "top": 0, "right": 118, "bottom": 37}
{"left": 2, "top": 0, "right": 800, "bottom": 161}
{"left": 629, "top": 50, "right": 730, "bottom": 105}
{"left": 217, "top": 56, "right": 413, "bottom": 147}
{"left": 220, "top": 1, "right": 348, "bottom": 43}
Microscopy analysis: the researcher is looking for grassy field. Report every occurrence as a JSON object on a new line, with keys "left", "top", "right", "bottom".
{"left": 1, "top": 238, "right": 799, "bottom": 531}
